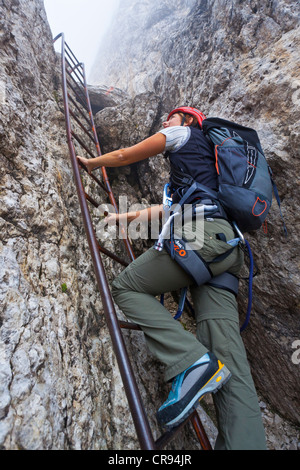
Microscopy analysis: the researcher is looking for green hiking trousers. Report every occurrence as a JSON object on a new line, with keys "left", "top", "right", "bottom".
{"left": 112, "top": 218, "right": 266, "bottom": 450}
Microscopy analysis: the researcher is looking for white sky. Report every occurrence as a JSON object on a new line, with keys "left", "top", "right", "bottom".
{"left": 44, "top": 0, "right": 120, "bottom": 79}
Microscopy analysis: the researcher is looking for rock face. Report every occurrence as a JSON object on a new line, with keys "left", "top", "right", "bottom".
{"left": 0, "top": 0, "right": 299, "bottom": 451}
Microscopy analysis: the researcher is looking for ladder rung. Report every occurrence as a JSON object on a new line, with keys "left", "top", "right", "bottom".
{"left": 65, "top": 42, "right": 84, "bottom": 77}
{"left": 65, "top": 55, "right": 85, "bottom": 88}
{"left": 66, "top": 77, "right": 89, "bottom": 112}
{"left": 155, "top": 414, "right": 192, "bottom": 449}
{"left": 119, "top": 320, "right": 141, "bottom": 330}
{"left": 97, "top": 243, "right": 129, "bottom": 267}
{"left": 68, "top": 93, "right": 91, "bottom": 126}
{"left": 68, "top": 61, "right": 84, "bottom": 77}
{"left": 66, "top": 73, "right": 88, "bottom": 109}
{"left": 70, "top": 109, "right": 95, "bottom": 143}
{"left": 84, "top": 191, "right": 99, "bottom": 207}
{"left": 71, "top": 131, "right": 97, "bottom": 159}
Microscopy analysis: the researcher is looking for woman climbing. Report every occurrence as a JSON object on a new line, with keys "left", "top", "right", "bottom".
{"left": 77, "top": 107, "right": 266, "bottom": 450}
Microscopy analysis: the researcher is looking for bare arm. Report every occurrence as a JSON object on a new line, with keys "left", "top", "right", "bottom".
{"left": 105, "top": 204, "right": 163, "bottom": 225}
{"left": 77, "top": 133, "right": 166, "bottom": 173}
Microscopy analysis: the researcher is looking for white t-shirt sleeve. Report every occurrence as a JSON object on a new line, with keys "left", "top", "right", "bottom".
{"left": 158, "top": 126, "right": 191, "bottom": 152}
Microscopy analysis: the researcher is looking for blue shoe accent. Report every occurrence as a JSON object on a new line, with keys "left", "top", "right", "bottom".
{"left": 157, "top": 352, "right": 231, "bottom": 428}
{"left": 158, "top": 353, "right": 210, "bottom": 411}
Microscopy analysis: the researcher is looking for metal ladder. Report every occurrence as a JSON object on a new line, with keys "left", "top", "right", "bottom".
{"left": 53, "top": 33, "right": 212, "bottom": 451}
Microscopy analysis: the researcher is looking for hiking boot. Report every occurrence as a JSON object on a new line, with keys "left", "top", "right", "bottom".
{"left": 157, "top": 352, "right": 231, "bottom": 428}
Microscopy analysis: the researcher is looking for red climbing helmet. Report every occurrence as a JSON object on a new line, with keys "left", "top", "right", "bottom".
{"left": 167, "top": 106, "right": 206, "bottom": 128}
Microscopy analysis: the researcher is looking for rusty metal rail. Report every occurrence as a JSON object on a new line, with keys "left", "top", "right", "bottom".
{"left": 53, "top": 33, "right": 212, "bottom": 451}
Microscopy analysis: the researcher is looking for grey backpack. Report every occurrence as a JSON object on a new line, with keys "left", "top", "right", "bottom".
{"left": 201, "top": 117, "right": 285, "bottom": 233}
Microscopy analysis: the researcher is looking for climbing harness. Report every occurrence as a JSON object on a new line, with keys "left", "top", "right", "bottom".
{"left": 156, "top": 183, "right": 254, "bottom": 331}
{"left": 155, "top": 200, "right": 218, "bottom": 252}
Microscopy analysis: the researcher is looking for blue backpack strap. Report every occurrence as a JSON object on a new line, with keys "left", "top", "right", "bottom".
{"left": 172, "top": 181, "right": 199, "bottom": 210}
{"left": 174, "top": 287, "right": 188, "bottom": 320}
{"left": 169, "top": 182, "right": 201, "bottom": 259}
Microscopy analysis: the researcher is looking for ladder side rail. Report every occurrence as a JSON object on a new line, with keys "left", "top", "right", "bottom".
{"left": 59, "top": 33, "right": 156, "bottom": 450}
{"left": 68, "top": 93, "right": 92, "bottom": 128}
